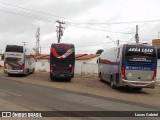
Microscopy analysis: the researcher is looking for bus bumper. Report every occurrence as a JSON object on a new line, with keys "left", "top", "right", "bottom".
{"left": 120, "top": 79, "right": 156, "bottom": 88}
{"left": 50, "top": 72, "right": 74, "bottom": 79}
{"left": 4, "top": 69, "right": 24, "bottom": 74}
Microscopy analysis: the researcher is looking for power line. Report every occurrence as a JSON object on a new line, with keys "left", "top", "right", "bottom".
{"left": 0, "top": 8, "right": 54, "bottom": 23}
{"left": 0, "top": 1, "right": 87, "bottom": 24}
{"left": 0, "top": 7, "right": 133, "bottom": 34}
{"left": 1, "top": 1, "right": 160, "bottom": 26}
{"left": 68, "top": 23, "right": 134, "bottom": 34}
{"left": 81, "top": 19, "right": 160, "bottom": 25}
{"left": 0, "top": 2, "right": 65, "bottom": 20}
{"left": 0, "top": 7, "right": 134, "bottom": 34}
{"left": 0, "top": 2, "right": 135, "bottom": 34}
{"left": 1, "top": 1, "right": 151, "bottom": 37}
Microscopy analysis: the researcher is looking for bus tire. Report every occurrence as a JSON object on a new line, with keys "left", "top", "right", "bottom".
{"left": 133, "top": 88, "right": 142, "bottom": 91}
{"left": 25, "top": 69, "right": 29, "bottom": 76}
{"left": 110, "top": 75, "right": 116, "bottom": 89}
{"left": 8, "top": 73, "right": 12, "bottom": 77}
{"left": 32, "top": 68, "right": 35, "bottom": 74}
{"left": 50, "top": 76, "right": 54, "bottom": 81}
{"left": 67, "top": 78, "right": 71, "bottom": 82}
{"left": 99, "top": 73, "right": 103, "bottom": 82}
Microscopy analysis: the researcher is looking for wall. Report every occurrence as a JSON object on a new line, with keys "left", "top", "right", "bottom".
{"left": 157, "top": 60, "right": 160, "bottom": 81}
{"left": 36, "top": 59, "right": 49, "bottom": 63}
{"left": 35, "top": 61, "right": 98, "bottom": 76}
{"left": 0, "top": 60, "right": 4, "bottom": 67}
{"left": 35, "top": 62, "right": 50, "bottom": 72}
{"left": 74, "top": 61, "right": 98, "bottom": 76}
{"left": 80, "top": 63, "right": 98, "bottom": 76}
{"left": 76, "top": 56, "right": 99, "bottom": 64}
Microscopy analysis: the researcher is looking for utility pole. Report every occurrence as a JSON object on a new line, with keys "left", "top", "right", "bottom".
{"left": 158, "top": 32, "right": 160, "bottom": 38}
{"left": 56, "top": 20, "right": 65, "bottom": 43}
{"left": 135, "top": 25, "right": 139, "bottom": 43}
{"left": 22, "top": 42, "right": 27, "bottom": 46}
{"left": 117, "top": 39, "right": 119, "bottom": 46}
{"left": 35, "top": 26, "right": 40, "bottom": 55}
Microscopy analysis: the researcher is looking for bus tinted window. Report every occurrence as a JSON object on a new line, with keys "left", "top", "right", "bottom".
{"left": 5, "top": 57, "right": 21, "bottom": 62}
{"left": 125, "top": 45, "right": 156, "bottom": 63}
{"left": 6, "top": 45, "right": 23, "bottom": 53}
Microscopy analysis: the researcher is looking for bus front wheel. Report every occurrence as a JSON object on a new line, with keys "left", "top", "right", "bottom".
{"left": 99, "top": 73, "right": 104, "bottom": 82}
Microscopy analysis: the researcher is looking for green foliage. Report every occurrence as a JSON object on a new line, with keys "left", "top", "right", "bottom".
{"left": 96, "top": 49, "right": 104, "bottom": 54}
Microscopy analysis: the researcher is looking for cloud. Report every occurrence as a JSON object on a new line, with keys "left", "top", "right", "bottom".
{"left": 0, "top": 0, "right": 160, "bottom": 54}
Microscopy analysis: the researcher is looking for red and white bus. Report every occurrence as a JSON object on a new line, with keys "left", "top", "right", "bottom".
{"left": 4, "top": 45, "right": 36, "bottom": 76}
{"left": 50, "top": 43, "right": 75, "bottom": 81}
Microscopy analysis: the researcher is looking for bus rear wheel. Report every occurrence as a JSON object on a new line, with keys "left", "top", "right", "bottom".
{"left": 50, "top": 76, "right": 55, "bottom": 81}
{"left": 110, "top": 76, "right": 116, "bottom": 89}
{"left": 133, "top": 88, "right": 142, "bottom": 91}
{"left": 25, "top": 69, "right": 29, "bottom": 76}
{"left": 66, "top": 78, "right": 71, "bottom": 82}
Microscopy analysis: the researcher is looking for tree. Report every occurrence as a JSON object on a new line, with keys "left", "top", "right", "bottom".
{"left": 96, "top": 49, "right": 104, "bottom": 54}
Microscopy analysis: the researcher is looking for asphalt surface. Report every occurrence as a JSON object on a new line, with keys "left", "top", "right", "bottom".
{"left": 0, "top": 77, "right": 160, "bottom": 120}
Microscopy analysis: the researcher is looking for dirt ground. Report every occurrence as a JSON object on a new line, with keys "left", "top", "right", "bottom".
{"left": 0, "top": 70, "right": 160, "bottom": 107}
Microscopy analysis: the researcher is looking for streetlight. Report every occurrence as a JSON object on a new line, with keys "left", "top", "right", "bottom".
{"left": 22, "top": 42, "right": 27, "bottom": 46}
{"left": 106, "top": 36, "right": 119, "bottom": 46}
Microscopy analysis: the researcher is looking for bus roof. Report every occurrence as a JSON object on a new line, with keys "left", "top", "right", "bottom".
{"left": 51, "top": 43, "right": 74, "bottom": 46}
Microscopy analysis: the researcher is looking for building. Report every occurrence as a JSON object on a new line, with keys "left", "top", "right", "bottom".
{"left": 152, "top": 39, "right": 160, "bottom": 59}
{"left": 35, "top": 54, "right": 49, "bottom": 62}
{"left": 152, "top": 39, "right": 160, "bottom": 81}
{"left": 75, "top": 54, "right": 100, "bottom": 75}
{"left": 0, "top": 54, "right": 2, "bottom": 60}
{"left": 35, "top": 54, "right": 100, "bottom": 64}
{"left": 75, "top": 54, "right": 100, "bottom": 64}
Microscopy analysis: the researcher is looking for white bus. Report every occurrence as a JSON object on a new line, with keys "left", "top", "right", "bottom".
{"left": 97, "top": 43, "right": 157, "bottom": 90}
{"left": 4, "top": 45, "right": 36, "bottom": 76}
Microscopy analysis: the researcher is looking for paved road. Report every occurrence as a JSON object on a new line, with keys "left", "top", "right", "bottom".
{"left": 0, "top": 77, "right": 159, "bottom": 120}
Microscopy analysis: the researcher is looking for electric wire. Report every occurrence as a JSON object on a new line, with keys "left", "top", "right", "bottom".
{"left": 0, "top": 2, "right": 135, "bottom": 34}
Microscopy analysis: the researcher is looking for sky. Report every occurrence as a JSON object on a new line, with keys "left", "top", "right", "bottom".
{"left": 0, "top": 0, "right": 160, "bottom": 54}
